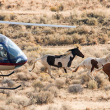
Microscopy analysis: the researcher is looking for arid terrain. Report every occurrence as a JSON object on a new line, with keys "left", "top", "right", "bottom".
{"left": 0, "top": 0, "right": 110, "bottom": 110}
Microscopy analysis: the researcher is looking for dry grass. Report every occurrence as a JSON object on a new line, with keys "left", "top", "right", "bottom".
{"left": 6, "top": 95, "right": 30, "bottom": 106}
{"left": 87, "top": 80, "right": 98, "bottom": 89}
{"left": 48, "top": 86, "right": 58, "bottom": 97}
{"left": 32, "top": 91, "right": 54, "bottom": 104}
{"left": 32, "top": 80, "right": 44, "bottom": 89}
{"left": 68, "top": 84, "right": 83, "bottom": 94}
{"left": 0, "top": 0, "right": 110, "bottom": 110}
{"left": 0, "top": 93, "right": 6, "bottom": 100}
{"left": 55, "top": 78, "right": 65, "bottom": 89}
{"left": 104, "top": 85, "right": 110, "bottom": 91}
{"left": 95, "top": 75, "right": 106, "bottom": 88}
{"left": 81, "top": 74, "right": 90, "bottom": 84}
{"left": 61, "top": 103, "right": 73, "bottom": 110}
{"left": 0, "top": 1, "right": 110, "bottom": 46}
{"left": 2, "top": 79, "right": 15, "bottom": 87}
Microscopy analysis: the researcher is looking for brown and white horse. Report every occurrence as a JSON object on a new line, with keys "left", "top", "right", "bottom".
{"left": 29, "top": 47, "right": 84, "bottom": 79}
{"left": 73, "top": 54, "right": 110, "bottom": 79}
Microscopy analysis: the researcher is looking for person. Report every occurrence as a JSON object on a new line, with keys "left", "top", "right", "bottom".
{"left": 0, "top": 46, "right": 7, "bottom": 61}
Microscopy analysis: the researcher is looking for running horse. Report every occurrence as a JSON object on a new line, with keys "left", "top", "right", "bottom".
{"left": 73, "top": 54, "right": 110, "bottom": 79}
{"left": 29, "top": 47, "right": 84, "bottom": 79}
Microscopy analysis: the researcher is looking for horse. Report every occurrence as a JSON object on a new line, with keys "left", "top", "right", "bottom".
{"left": 95, "top": 63, "right": 110, "bottom": 81}
{"left": 72, "top": 54, "right": 110, "bottom": 79}
{"left": 29, "top": 47, "right": 84, "bottom": 79}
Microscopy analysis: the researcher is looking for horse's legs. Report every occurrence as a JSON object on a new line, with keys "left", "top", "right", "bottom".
{"left": 47, "top": 66, "right": 56, "bottom": 80}
{"left": 64, "top": 68, "right": 67, "bottom": 73}
{"left": 67, "top": 67, "right": 73, "bottom": 71}
{"left": 78, "top": 69, "right": 87, "bottom": 75}
{"left": 87, "top": 70, "right": 94, "bottom": 80}
{"left": 104, "top": 74, "right": 108, "bottom": 79}
{"left": 103, "top": 72, "right": 109, "bottom": 79}
{"left": 44, "top": 67, "right": 47, "bottom": 72}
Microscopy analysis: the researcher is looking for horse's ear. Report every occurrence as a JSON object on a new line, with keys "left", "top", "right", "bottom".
{"left": 74, "top": 44, "right": 81, "bottom": 50}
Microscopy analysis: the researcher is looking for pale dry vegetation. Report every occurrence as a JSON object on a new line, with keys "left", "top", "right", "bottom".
{"left": 0, "top": 0, "right": 110, "bottom": 110}
{"left": 0, "top": 45, "right": 109, "bottom": 110}
{"left": 0, "top": 0, "right": 110, "bottom": 47}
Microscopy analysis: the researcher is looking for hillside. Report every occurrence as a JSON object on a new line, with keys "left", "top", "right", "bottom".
{"left": 0, "top": 0, "right": 110, "bottom": 110}
{"left": 0, "top": 0, "right": 110, "bottom": 47}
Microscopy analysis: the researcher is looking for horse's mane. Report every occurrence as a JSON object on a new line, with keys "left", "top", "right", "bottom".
{"left": 61, "top": 50, "right": 72, "bottom": 58}
{"left": 60, "top": 47, "right": 80, "bottom": 58}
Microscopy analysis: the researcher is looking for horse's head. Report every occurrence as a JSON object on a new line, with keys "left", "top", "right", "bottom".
{"left": 71, "top": 47, "right": 84, "bottom": 58}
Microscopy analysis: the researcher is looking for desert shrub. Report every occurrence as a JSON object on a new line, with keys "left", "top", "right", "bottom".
{"left": 10, "top": 14, "right": 17, "bottom": 20}
{"left": 68, "top": 84, "right": 83, "bottom": 94}
{"left": 98, "top": 34, "right": 108, "bottom": 44}
{"left": 77, "top": 26, "right": 91, "bottom": 35}
{"left": 30, "top": 72, "right": 38, "bottom": 80}
{"left": 72, "top": 34, "right": 86, "bottom": 44}
{"left": 0, "top": 105, "right": 15, "bottom": 110}
{"left": 95, "top": 75, "right": 105, "bottom": 88}
{"left": 77, "top": 18, "right": 89, "bottom": 25}
{"left": 97, "top": 95, "right": 110, "bottom": 101}
{"left": 87, "top": 80, "right": 98, "bottom": 89}
{"left": 67, "top": 28, "right": 77, "bottom": 35}
{"left": 50, "top": 4, "right": 64, "bottom": 12}
{"left": 44, "top": 84, "right": 54, "bottom": 91}
{"left": 17, "top": 72, "right": 29, "bottom": 81}
{"left": 2, "top": 79, "right": 15, "bottom": 87}
{"left": 33, "top": 91, "right": 54, "bottom": 104}
{"left": 104, "top": 85, "right": 110, "bottom": 91}
{"left": 58, "top": 4, "right": 64, "bottom": 11}
{"left": 26, "top": 45, "right": 41, "bottom": 52}
{"left": 61, "top": 103, "right": 73, "bottom": 110}
{"left": 48, "top": 86, "right": 58, "bottom": 97}
{"left": 71, "top": 80, "right": 81, "bottom": 84}
{"left": 40, "top": 17, "right": 47, "bottom": 24}
{"left": 89, "top": 38, "right": 98, "bottom": 45}
{"left": 28, "top": 57, "right": 35, "bottom": 65}
{"left": 17, "top": 72, "right": 36, "bottom": 81}
{"left": 46, "top": 105, "right": 59, "bottom": 110}
{"left": 43, "top": 27, "right": 54, "bottom": 35}
{"left": 32, "top": 80, "right": 44, "bottom": 89}
{"left": 6, "top": 95, "right": 30, "bottom": 106}
{"left": 81, "top": 74, "right": 90, "bottom": 84}
{"left": 107, "top": 31, "right": 110, "bottom": 38}
{"left": 82, "top": 11, "right": 105, "bottom": 19}
{"left": 55, "top": 78, "right": 65, "bottom": 89}
{"left": 72, "top": 33, "right": 80, "bottom": 44}
{"left": 0, "top": 24, "right": 4, "bottom": 29}
{"left": 50, "top": 6, "right": 58, "bottom": 12}
{"left": 52, "top": 13, "right": 63, "bottom": 20}
{"left": 77, "top": 18, "right": 98, "bottom": 26}
{"left": 0, "top": 93, "right": 6, "bottom": 100}
{"left": 0, "top": 15, "right": 5, "bottom": 20}
{"left": 79, "top": 35, "right": 86, "bottom": 44}
{"left": 87, "top": 18, "right": 98, "bottom": 26}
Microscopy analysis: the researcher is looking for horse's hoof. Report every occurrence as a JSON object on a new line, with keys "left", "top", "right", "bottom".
{"left": 29, "top": 70, "right": 31, "bottom": 72}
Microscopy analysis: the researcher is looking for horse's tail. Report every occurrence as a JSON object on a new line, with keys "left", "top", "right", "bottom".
{"left": 72, "top": 66, "right": 80, "bottom": 72}
{"left": 72, "top": 61, "right": 84, "bottom": 72}
{"left": 29, "top": 57, "right": 42, "bottom": 72}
